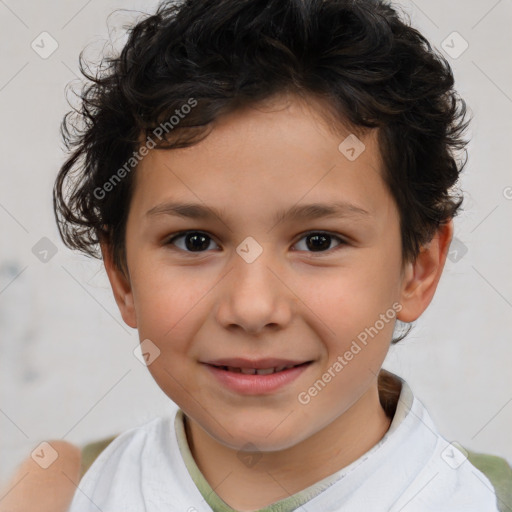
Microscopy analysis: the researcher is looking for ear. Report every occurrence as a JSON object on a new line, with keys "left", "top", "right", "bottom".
{"left": 397, "top": 219, "right": 454, "bottom": 323}
{"left": 100, "top": 240, "right": 137, "bottom": 329}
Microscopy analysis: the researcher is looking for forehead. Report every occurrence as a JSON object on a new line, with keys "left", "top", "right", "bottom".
{"left": 129, "top": 94, "right": 391, "bottom": 226}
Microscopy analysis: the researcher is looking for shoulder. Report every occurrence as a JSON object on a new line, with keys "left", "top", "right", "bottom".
{"left": 465, "top": 447, "right": 512, "bottom": 512}
{"left": 69, "top": 411, "right": 211, "bottom": 512}
{"left": 68, "top": 415, "right": 176, "bottom": 512}
{"left": 79, "top": 415, "right": 173, "bottom": 480}
{"left": 385, "top": 377, "right": 509, "bottom": 512}
{"left": 393, "top": 429, "right": 510, "bottom": 511}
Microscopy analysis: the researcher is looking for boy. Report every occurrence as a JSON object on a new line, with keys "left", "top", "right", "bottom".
{"left": 49, "top": 0, "right": 510, "bottom": 510}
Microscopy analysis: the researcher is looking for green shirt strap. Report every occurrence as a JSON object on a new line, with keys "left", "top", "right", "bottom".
{"left": 79, "top": 435, "right": 119, "bottom": 480}
{"left": 464, "top": 448, "right": 512, "bottom": 512}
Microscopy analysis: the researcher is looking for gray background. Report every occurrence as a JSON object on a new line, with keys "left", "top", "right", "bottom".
{"left": 1, "top": 0, "right": 511, "bottom": 488}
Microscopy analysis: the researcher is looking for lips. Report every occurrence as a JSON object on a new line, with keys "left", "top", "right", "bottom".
{"left": 203, "top": 357, "right": 312, "bottom": 375}
{"left": 203, "top": 358, "right": 313, "bottom": 394}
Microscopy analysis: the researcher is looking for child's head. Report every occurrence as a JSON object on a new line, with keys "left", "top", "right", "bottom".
{"left": 54, "top": 0, "right": 469, "bottom": 451}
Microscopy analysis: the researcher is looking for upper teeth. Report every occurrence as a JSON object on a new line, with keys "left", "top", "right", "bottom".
{"left": 223, "top": 365, "right": 296, "bottom": 375}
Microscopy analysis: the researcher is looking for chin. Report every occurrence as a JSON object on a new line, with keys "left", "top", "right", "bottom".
{"left": 207, "top": 416, "right": 312, "bottom": 453}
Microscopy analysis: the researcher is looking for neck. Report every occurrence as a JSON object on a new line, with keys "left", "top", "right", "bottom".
{"left": 184, "top": 381, "right": 394, "bottom": 511}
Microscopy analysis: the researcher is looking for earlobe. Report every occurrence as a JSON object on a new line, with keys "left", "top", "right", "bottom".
{"left": 397, "top": 220, "right": 454, "bottom": 323}
{"left": 100, "top": 241, "right": 137, "bottom": 329}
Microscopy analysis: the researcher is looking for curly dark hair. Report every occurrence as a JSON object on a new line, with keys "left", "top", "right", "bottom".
{"left": 53, "top": 0, "right": 470, "bottom": 343}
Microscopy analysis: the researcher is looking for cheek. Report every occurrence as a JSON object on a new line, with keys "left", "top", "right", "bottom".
{"left": 303, "top": 262, "right": 399, "bottom": 362}
{"left": 130, "top": 269, "right": 210, "bottom": 403}
{"left": 310, "top": 262, "right": 395, "bottom": 322}
{"left": 130, "top": 266, "right": 210, "bottom": 348}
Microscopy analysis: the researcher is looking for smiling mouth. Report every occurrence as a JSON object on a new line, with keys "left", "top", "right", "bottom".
{"left": 210, "top": 362, "right": 311, "bottom": 375}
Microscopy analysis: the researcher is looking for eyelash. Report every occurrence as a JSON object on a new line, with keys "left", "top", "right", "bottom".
{"left": 164, "top": 230, "right": 348, "bottom": 256}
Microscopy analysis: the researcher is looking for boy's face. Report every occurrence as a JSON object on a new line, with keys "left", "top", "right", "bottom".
{"left": 104, "top": 94, "right": 446, "bottom": 452}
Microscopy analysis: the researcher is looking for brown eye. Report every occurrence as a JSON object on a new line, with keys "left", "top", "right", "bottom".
{"left": 167, "top": 231, "right": 218, "bottom": 252}
{"left": 293, "top": 232, "right": 346, "bottom": 253}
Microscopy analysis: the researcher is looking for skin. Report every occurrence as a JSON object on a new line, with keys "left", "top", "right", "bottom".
{"left": 4, "top": 92, "right": 451, "bottom": 512}
{"left": 98, "top": 92, "right": 454, "bottom": 510}
{"left": 0, "top": 441, "right": 81, "bottom": 512}
{"left": 100, "top": 92, "right": 453, "bottom": 510}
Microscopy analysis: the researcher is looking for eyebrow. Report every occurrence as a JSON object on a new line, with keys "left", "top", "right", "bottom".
{"left": 146, "top": 200, "right": 372, "bottom": 226}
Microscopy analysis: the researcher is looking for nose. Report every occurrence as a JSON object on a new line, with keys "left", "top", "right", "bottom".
{"left": 214, "top": 246, "right": 294, "bottom": 335}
